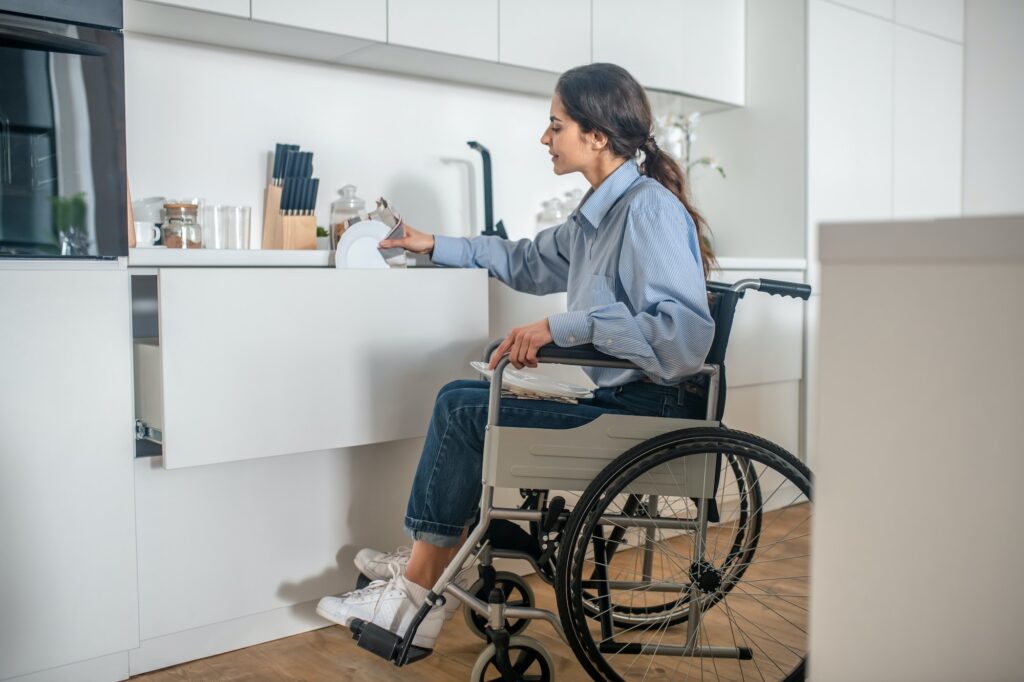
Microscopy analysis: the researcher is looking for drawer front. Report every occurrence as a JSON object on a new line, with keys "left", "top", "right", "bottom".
{"left": 156, "top": 268, "right": 488, "bottom": 468}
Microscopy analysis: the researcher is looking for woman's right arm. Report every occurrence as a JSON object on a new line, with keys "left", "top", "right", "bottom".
{"left": 380, "top": 221, "right": 573, "bottom": 295}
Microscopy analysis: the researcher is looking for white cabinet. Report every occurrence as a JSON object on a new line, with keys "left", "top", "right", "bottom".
{"left": 133, "top": 268, "right": 488, "bottom": 469}
{"left": 808, "top": 0, "right": 893, "bottom": 226}
{"left": 893, "top": 25, "right": 963, "bottom": 218}
{"left": 499, "top": 0, "right": 591, "bottom": 74}
{"left": 142, "top": 0, "right": 250, "bottom": 18}
{"left": 251, "top": 0, "right": 386, "bottom": 41}
{"left": 894, "top": 0, "right": 963, "bottom": 42}
{"left": 592, "top": 0, "right": 745, "bottom": 104}
{"left": 388, "top": 0, "right": 498, "bottom": 61}
{"left": 828, "top": 0, "right": 893, "bottom": 19}
{"left": 0, "top": 267, "right": 138, "bottom": 680}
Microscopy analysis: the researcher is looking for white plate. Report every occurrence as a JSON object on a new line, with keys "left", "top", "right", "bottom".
{"left": 335, "top": 220, "right": 390, "bottom": 269}
{"left": 470, "top": 361, "right": 594, "bottom": 399}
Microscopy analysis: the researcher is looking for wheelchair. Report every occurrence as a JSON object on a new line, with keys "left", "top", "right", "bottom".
{"left": 350, "top": 278, "right": 813, "bottom": 682}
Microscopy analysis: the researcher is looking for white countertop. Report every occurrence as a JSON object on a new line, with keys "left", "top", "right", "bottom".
{"left": 128, "top": 248, "right": 807, "bottom": 271}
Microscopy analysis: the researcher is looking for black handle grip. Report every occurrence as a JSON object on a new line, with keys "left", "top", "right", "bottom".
{"left": 536, "top": 343, "right": 639, "bottom": 369}
{"left": 758, "top": 279, "right": 812, "bottom": 300}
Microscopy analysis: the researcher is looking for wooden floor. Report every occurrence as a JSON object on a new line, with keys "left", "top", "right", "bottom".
{"left": 133, "top": 505, "right": 809, "bottom": 682}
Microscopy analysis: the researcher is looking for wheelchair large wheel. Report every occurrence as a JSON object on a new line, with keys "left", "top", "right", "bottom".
{"left": 556, "top": 427, "right": 812, "bottom": 682}
{"left": 579, "top": 452, "right": 762, "bottom": 630}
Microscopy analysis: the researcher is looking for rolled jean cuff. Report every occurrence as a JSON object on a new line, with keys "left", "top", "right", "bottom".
{"left": 404, "top": 515, "right": 465, "bottom": 548}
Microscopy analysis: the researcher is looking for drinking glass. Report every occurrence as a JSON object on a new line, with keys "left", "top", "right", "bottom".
{"left": 226, "top": 206, "right": 251, "bottom": 249}
{"left": 202, "top": 205, "right": 228, "bottom": 249}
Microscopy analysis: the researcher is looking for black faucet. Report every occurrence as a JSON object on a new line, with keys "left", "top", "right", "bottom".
{"left": 467, "top": 141, "right": 508, "bottom": 239}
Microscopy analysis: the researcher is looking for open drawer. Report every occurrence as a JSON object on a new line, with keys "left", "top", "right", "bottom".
{"left": 132, "top": 267, "right": 489, "bottom": 468}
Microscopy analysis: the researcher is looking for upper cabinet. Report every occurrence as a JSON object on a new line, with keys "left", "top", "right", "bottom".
{"left": 127, "top": 0, "right": 745, "bottom": 105}
{"left": 388, "top": 0, "right": 498, "bottom": 61}
{"left": 894, "top": 0, "right": 963, "bottom": 42}
{"left": 251, "top": 0, "right": 387, "bottom": 41}
{"left": 143, "top": 0, "right": 250, "bottom": 18}
{"left": 592, "top": 0, "right": 745, "bottom": 105}
{"left": 892, "top": 25, "right": 963, "bottom": 218}
{"left": 499, "top": 0, "right": 591, "bottom": 74}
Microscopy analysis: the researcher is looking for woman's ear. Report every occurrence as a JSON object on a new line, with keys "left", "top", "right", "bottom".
{"left": 590, "top": 129, "right": 609, "bottom": 151}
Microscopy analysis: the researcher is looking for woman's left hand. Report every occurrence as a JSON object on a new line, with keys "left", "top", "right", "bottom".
{"left": 489, "top": 318, "right": 554, "bottom": 370}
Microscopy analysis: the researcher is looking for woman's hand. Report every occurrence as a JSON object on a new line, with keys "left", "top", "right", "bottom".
{"left": 489, "top": 318, "right": 554, "bottom": 370}
{"left": 379, "top": 221, "right": 435, "bottom": 255}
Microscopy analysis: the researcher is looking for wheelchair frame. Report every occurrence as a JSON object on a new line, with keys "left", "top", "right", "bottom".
{"left": 349, "top": 277, "right": 812, "bottom": 677}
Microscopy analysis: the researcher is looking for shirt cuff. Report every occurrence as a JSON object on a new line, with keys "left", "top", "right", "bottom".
{"left": 430, "top": 235, "right": 470, "bottom": 268}
{"left": 548, "top": 311, "right": 593, "bottom": 347}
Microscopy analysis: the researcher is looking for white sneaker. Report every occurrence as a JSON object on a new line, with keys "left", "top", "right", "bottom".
{"left": 354, "top": 546, "right": 412, "bottom": 581}
{"left": 316, "top": 566, "right": 445, "bottom": 649}
{"left": 355, "top": 546, "right": 477, "bottom": 620}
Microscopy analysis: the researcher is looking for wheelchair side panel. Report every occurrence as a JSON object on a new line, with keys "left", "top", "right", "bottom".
{"left": 483, "top": 414, "right": 719, "bottom": 497}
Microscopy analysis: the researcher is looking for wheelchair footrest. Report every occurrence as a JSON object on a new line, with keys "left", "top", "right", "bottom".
{"left": 350, "top": 618, "right": 432, "bottom": 665}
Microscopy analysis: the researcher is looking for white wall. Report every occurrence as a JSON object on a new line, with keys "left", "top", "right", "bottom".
{"left": 690, "top": 0, "right": 807, "bottom": 260}
{"left": 962, "top": 0, "right": 1024, "bottom": 215}
{"left": 124, "top": 34, "right": 588, "bottom": 246}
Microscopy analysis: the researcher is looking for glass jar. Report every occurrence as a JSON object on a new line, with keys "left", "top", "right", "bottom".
{"left": 535, "top": 197, "right": 566, "bottom": 235}
{"left": 161, "top": 203, "right": 202, "bottom": 249}
{"left": 329, "top": 185, "right": 365, "bottom": 249}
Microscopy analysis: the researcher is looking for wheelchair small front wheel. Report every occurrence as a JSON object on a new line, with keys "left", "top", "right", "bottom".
{"left": 470, "top": 635, "right": 554, "bottom": 682}
{"left": 464, "top": 570, "right": 536, "bottom": 640}
{"left": 556, "top": 427, "right": 812, "bottom": 682}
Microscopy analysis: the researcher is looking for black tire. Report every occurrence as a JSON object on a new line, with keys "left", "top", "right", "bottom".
{"left": 556, "top": 427, "right": 812, "bottom": 682}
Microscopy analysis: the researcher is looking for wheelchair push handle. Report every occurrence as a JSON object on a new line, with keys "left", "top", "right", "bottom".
{"left": 755, "top": 278, "right": 812, "bottom": 300}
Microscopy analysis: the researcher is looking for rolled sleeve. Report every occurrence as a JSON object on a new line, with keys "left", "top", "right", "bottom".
{"left": 548, "top": 310, "right": 593, "bottom": 346}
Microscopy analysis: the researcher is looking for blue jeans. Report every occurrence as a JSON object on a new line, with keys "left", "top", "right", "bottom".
{"left": 403, "top": 378, "right": 708, "bottom": 547}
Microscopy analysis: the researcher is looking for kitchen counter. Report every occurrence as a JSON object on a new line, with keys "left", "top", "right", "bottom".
{"left": 128, "top": 248, "right": 806, "bottom": 272}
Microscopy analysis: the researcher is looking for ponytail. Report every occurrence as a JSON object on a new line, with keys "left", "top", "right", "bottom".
{"left": 639, "top": 137, "right": 717, "bottom": 278}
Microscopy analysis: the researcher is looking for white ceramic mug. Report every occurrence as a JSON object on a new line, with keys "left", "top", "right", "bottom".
{"left": 134, "top": 221, "right": 161, "bottom": 247}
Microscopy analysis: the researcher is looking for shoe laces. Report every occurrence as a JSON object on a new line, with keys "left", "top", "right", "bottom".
{"left": 376, "top": 546, "right": 412, "bottom": 566}
{"left": 342, "top": 562, "right": 402, "bottom": 603}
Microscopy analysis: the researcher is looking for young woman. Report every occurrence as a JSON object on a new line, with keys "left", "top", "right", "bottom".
{"left": 316, "top": 63, "right": 716, "bottom": 649}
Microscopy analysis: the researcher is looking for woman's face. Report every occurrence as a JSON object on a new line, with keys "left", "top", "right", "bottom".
{"left": 541, "top": 93, "right": 605, "bottom": 176}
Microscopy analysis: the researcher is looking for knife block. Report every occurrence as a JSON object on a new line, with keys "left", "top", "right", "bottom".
{"left": 261, "top": 183, "right": 316, "bottom": 249}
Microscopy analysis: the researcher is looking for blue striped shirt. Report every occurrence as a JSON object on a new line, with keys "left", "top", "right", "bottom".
{"left": 431, "top": 159, "right": 714, "bottom": 387}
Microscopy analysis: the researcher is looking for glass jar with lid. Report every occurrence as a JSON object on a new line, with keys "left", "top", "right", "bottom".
{"left": 329, "top": 185, "right": 365, "bottom": 249}
{"left": 161, "top": 202, "right": 202, "bottom": 249}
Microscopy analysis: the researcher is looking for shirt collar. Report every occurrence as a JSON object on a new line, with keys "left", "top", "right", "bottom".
{"left": 574, "top": 159, "right": 641, "bottom": 230}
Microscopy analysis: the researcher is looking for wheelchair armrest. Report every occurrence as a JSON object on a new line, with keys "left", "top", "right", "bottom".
{"left": 482, "top": 339, "right": 638, "bottom": 370}
{"left": 535, "top": 343, "right": 639, "bottom": 370}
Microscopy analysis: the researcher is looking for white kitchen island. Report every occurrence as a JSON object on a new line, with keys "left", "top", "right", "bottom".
{"left": 811, "top": 215, "right": 1024, "bottom": 680}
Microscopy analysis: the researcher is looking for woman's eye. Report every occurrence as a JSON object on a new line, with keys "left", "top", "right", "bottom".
{"left": 551, "top": 127, "right": 561, "bottom": 133}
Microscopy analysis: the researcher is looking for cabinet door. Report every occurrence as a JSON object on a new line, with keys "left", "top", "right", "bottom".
{"left": 0, "top": 268, "right": 138, "bottom": 679}
{"left": 592, "top": 0, "right": 744, "bottom": 104}
{"left": 499, "top": 0, "right": 590, "bottom": 74}
{"left": 388, "top": 0, "right": 498, "bottom": 61}
{"left": 894, "top": 0, "right": 963, "bottom": 42}
{"left": 152, "top": 268, "right": 488, "bottom": 469}
{"left": 893, "top": 26, "right": 963, "bottom": 218}
{"left": 142, "top": 0, "right": 250, "bottom": 18}
{"left": 808, "top": 0, "right": 893, "bottom": 225}
{"left": 251, "top": 0, "right": 386, "bottom": 41}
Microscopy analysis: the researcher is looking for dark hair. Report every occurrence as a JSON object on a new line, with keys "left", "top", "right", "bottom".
{"left": 556, "top": 63, "right": 716, "bottom": 278}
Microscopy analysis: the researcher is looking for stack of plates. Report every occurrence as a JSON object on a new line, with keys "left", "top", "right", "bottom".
{"left": 470, "top": 361, "right": 594, "bottom": 401}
